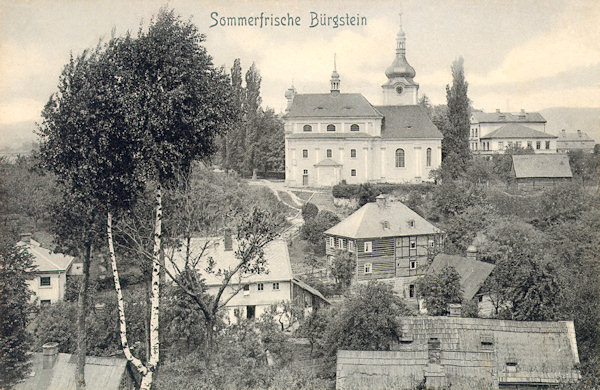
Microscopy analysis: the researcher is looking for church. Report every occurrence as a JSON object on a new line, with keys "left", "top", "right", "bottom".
{"left": 283, "top": 17, "right": 442, "bottom": 187}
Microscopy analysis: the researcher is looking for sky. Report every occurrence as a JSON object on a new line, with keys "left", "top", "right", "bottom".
{"left": 1, "top": 0, "right": 599, "bottom": 129}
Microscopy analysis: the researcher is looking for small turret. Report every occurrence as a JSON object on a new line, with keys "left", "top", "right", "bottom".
{"left": 330, "top": 54, "right": 340, "bottom": 95}
{"left": 284, "top": 84, "right": 296, "bottom": 111}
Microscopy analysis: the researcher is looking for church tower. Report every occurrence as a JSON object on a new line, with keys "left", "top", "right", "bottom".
{"left": 382, "top": 14, "right": 419, "bottom": 106}
{"left": 330, "top": 54, "right": 340, "bottom": 95}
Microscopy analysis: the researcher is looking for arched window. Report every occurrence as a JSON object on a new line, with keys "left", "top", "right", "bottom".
{"left": 350, "top": 124, "right": 359, "bottom": 131}
{"left": 395, "top": 148, "right": 405, "bottom": 168}
{"left": 303, "top": 124, "right": 312, "bottom": 132}
{"left": 426, "top": 148, "right": 432, "bottom": 167}
{"left": 326, "top": 149, "right": 332, "bottom": 158}
{"left": 327, "top": 124, "right": 336, "bottom": 132}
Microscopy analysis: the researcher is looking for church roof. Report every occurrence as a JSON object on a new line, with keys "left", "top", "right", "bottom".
{"left": 481, "top": 123, "right": 556, "bottom": 139}
{"left": 376, "top": 105, "right": 442, "bottom": 139}
{"left": 472, "top": 110, "right": 546, "bottom": 123}
{"left": 286, "top": 132, "right": 373, "bottom": 140}
{"left": 325, "top": 198, "right": 441, "bottom": 239}
{"left": 512, "top": 154, "right": 573, "bottom": 179}
{"left": 285, "top": 93, "right": 383, "bottom": 118}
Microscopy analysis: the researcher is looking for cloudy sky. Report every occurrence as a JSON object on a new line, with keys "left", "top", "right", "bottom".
{"left": 1, "top": 0, "right": 599, "bottom": 128}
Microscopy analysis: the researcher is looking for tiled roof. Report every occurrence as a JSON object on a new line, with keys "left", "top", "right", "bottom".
{"left": 429, "top": 254, "right": 495, "bottom": 300}
{"left": 168, "top": 238, "right": 293, "bottom": 286}
{"left": 18, "top": 240, "right": 74, "bottom": 273}
{"left": 337, "top": 317, "right": 580, "bottom": 390}
{"left": 480, "top": 123, "right": 556, "bottom": 139}
{"left": 472, "top": 111, "right": 546, "bottom": 123}
{"left": 285, "top": 93, "right": 383, "bottom": 118}
{"left": 512, "top": 154, "right": 573, "bottom": 178}
{"left": 314, "top": 158, "right": 342, "bottom": 167}
{"left": 325, "top": 198, "right": 441, "bottom": 239}
{"left": 375, "top": 105, "right": 443, "bottom": 139}
{"left": 15, "top": 353, "right": 127, "bottom": 390}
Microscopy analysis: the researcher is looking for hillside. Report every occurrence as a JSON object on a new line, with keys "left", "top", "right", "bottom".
{"left": 540, "top": 107, "right": 600, "bottom": 142}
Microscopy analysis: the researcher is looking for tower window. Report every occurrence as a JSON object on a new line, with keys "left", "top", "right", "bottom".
{"left": 303, "top": 124, "right": 312, "bottom": 132}
{"left": 426, "top": 148, "right": 432, "bottom": 167}
{"left": 350, "top": 149, "right": 356, "bottom": 158}
{"left": 350, "top": 124, "right": 359, "bottom": 131}
{"left": 395, "top": 85, "right": 404, "bottom": 94}
{"left": 302, "top": 149, "right": 308, "bottom": 158}
{"left": 395, "top": 148, "right": 405, "bottom": 168}
{"left": 327, "top": 124, "right": 336, "bottom": 132}
{"left": 326, "top": 149, "right": 332, "bottom": 158}
{"left": 409, "top": 284, "right": 415, "bottom": 298}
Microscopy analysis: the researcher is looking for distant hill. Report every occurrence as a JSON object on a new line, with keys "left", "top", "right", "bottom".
{"left": 0, "top": 120, "right": 38, "bottom": 155}
{"left": 539, "top": 107, "right": 600, "bottom": 143}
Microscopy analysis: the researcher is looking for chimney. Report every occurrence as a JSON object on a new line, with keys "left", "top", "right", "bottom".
{"left": 466, "top": 245, "right": 478, "bottom": 261}
{"left": 375, "top": 194, "right": 387, "bottom": 208}
{"left": 42, "top": 342, "right": 59, "bottom": 369}
{"left": 448, "top": 303, "right": 462, "bottom": 317}
{"left": 223, "top": 228, "right": 233, "bottom": 252}
{"left": 19, "top": 232, "right": 32, "bottom": 243}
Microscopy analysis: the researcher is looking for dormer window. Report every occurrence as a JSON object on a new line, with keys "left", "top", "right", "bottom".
{"left": 480, "top": 335, "right": 494, "bottom": 350}
{"left": 382, "top": 221, "right": 390, "bottom": 229}
{"left": 505, "top": 361, "right": 518, "bottom": 373}
{"left": 408, "top": 219, "right": 415, "bottom": 228}
{"left": 303, "top": 124, "right": 312, "bottom": 132}
{"left": 350, "top": 124, "right": 359, "bottom": 131}
{"left": 327, "top": 124, "right": 336, "bottom": 132}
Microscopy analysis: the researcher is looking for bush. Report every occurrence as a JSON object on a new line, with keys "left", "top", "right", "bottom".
{"left": 301, "top": 211, "right": 340, "bottom": 255}
{"left": 301, "top": 202, "right": 319, "bottom": 221}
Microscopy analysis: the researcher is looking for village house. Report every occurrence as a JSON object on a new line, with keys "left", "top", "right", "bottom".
{"left": 556, "top": 129, "right": 596, "bottom": 153}
{"left": 337, "top": 316, "right": 581, "bottom": 390}
{"left": 511, "top": 154, "right": 573, "bottom": 189}
{"left": 15, "top": 342, "right": 132, "bottom": 390}
{"left": 324, "top": 195, "right": 443, "bottom": 301}
{"left": 169, "top": 235, "right": 329, "bottom": 322}
{"left": 470, "top": 110, "right": 556, "bottom": 154}
{"left": 17, "top": 233, "right": 82, "bottom": 306}
{"left": 283, "top": 16, "right": 442, "bottom": 187}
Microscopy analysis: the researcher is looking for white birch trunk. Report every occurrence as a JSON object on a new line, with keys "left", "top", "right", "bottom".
{"left": 146, "top": 185, "right": 162, "bottom": 375}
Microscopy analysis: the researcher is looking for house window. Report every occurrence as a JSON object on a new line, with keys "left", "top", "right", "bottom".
{"left": 516, "top": 141, "right": 522, "bottom": 148}
{"left": 508, "top": 141, "right": 513, "bottom": 147}
{"left": 409, "top": 261, "right": 417, "bottom": 270}
{"left": 480, "top": 335, "right": 494, "bottom": 349}
{"left": 382, "top": 221, "right": 390, "bottom": 229}
{"left": 243, "top": 284, "right": 250, "bottom": 291}
{"left": 351, "top": 169, "right": 356, "bottom": 176}
{"left": 408, "top": 219, "right": 415, "bottom": 228}
{"left": 329, "top": 237, "right": 335, "bottom": 247}
{"left": 326, "top": 149, "right": 332, "bottom": 158}
{"left": 410, "top": 240, "right": 416, "bottom": 249}
{"left": 40, "top": 276, "right": 51, "bottom": 287}
{"left": 350, "top": 124, "right": 359, "bottom": 131}
{"left": 302, "top": 149, "right": 308, "bottom": 158}
{"left": 545, "top": 141, "right": 550, "bottom": 149}
{"left": 429, "top": 239, "right": 435, "bottom": 248}
{"left": 409, "top": 284, "right": 415, "bottom": 298}
{"left": 364, "top": 263, "right": 372, "bottom": 274}
{"left": 395, "top": 149, "right": 405, "bottom": 168}
{"left": 40, "top": 300, "right": 51, "bottom": 307}
{"left": 303, "top": 169, "right": 308, "bottom": 174}
{"left": 327, "top": 124, "right": 336, "bottom": 132}
{"left": 505, "top": 362, "right": 518, "bottom": 373}
{"left": 246, "top": 305, "right": 256, "bottom": 319}
{"left": 337, "top": 238, "right": 345, "bottom": 249}
{"left": 475, "top": 128, "right": 478, "bottom": 137}
{"left": 272, "top": 282, "right": 280, "bottom": 290}
{"left": 257, "top": 283, "right": 264, "bottom": 291}
{"left": 426, "top": 148, "right": 432, "bottom": 167}
{"left": 364, "top": 241, "right": 372, "bottom": 253}
{"left": 348, "top": 241, "right": 355, "bottom": 252}
{"left": 350, "top": 149, "right": 356, "bottom": 158}
{"left": 536, "top": 141, "right": 541, "bottom": 149}
{"left": 303, "top": 124, "right": 312, "bottom": 132}
{"left": 527, "top": 141, "right": 533, "bottom": 149}
{"left": 498, "top": 141, "right": 504, "bottom": 149}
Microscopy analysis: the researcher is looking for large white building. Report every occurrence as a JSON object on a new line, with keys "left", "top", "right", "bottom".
{"left": 283, "top": 17, "right": 442, "bottom": 187}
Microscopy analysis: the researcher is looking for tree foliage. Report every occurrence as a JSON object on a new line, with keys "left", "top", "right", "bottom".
{"left": 416, "top": 265, "right": 463, "bottom": 316}
{"left": 329, "top": 250, "right": 356, "bottom": 290}
{"left": 301, "top": 210, "right": 340, "bottom": 255}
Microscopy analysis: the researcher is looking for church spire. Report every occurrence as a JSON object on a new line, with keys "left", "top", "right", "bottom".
{"left": 385, "top": 13, "right": 415, "bottom": 80}
{"left": 330, "top": 53, "right": 340, "bottom": 94}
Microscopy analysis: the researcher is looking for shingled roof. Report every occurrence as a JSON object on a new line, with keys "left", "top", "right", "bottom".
{"left": 285, "top": 93, "right": 383, "bottom": 118}
{"left": 429, "top": 254, "right": 495, "bottom": 300}
{"left": 472, "top": 110, "right": 546, "bottom": 123}
{"left": 376, "top": 105, "right": 443, "bottom": 139}
{"left": 480, "top": 123, "right": 556, "bottom": 139}
{"left": 337, "top": 317, "right": 580, "bottom": 390}
{"left": 512, "top": 154, "right": 573, "bottom": 179}
{"left": 17, "top": 239, "right": 74, "bottom": 273}
{"left": 325, "top": 198, "right": 441, "bottom": 239}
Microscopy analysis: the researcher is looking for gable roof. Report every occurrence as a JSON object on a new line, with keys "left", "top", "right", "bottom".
{"left": 285, "top": 93, "right": 383, "bottom": 118}
{"left": 168, "top": 238, "right": 293, "bottom": 286}
{"left": 429, "top": 254, "right": 495, "bottom": 300}
{"left": 375, "top": 105, "right": 443, "bottom": 139}
{"left": 15, "top": 353, "right": 127, "bottom": 390}
{"left": 557, "top": 131, "right": 595, "bottom": 142}
{"left": 325, "top": 199, "right": 441, "bottom": 239}
{"left": 337, "top": 317, "right": 580, "bottom": 390}
{"left": 17, "top": 240, "right": 74, "bottom": 273}
{"left": 512, "top": 154, "right": 573, "bottom": 178}
{"left": 314, "top": 158, "right": 342, "bottom": 167}
{"left": 480, "top": 123, "right": 556, "bottom": 139}
{"left": 472, "top": 110, "right": 546, "bottom": 123}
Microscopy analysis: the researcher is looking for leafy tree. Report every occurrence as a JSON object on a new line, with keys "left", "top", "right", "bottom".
{"left": 416, "top": 265, "right": 463, "bottom": 316}
{"left": 329, "top": 250, "right": 356, "bottom": 290}
{"left": 0, "top": 244, "right": 35, "bottom": 388}
{"left": 430, "top": 179, "right": 485, "bottom": 220}
{"left": 478, "top": 219, "right": 547, "bottom": 264}
{"left": 296, "top": 308, "right": 330, "bottom": 357}
{"left": 418, "top": 94, "right": 433, "bottom": 119}
{"left": 441, "top": 204, "right": 496, "bottom": 254}
{"left": 356, "top": 183, "right": 377, "bottom": 206}
{"left": 301, "top": 210, "right": 340, "bottom": 255}
{"left": 301, "top": 202, "right": 319, "bottom": 221}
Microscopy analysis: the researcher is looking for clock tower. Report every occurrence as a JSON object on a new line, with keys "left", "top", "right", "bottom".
{"left": 382, "top": 14, "right": 419, "bottom": 106}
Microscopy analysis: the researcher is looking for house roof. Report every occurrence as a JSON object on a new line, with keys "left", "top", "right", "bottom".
{"left": 285, "top": 93, "right": 383, "bottom": 118}
{"left": 325, "top": 198, "right": 441, "bottom": 239}
{"left": 472, "top": 110, "right": 546, "bottom": 123}
{"left": 429, "top": 254, "right": 495, "bottom": 301}
{"left": 286, "top": 132, "right": 374, "bottom": 140}
{"left": 480, "top": 123, "right": 556, "bottom": 139}
{"left": 558, "top": 131, "right": 594, "bottom": 141}
{"left": 292, "top": 278, "right": 331, "bottom": 305}
{"left": 375, "top": 105, "right": 443, "bottom": 139}
{"left": 17, "top": 240, "right": 74, "bottom": 273}
{"left": 168, "top": 237, "right": 294, "bottom": 286}
{"left": 512, "top": 154, "right": 573, "bottom": 179}
{"left": 314, "top": 158, "right": 342, "bottom": 167}
{"left": 337, "top": 317, "right": 580, "bottom": 390}
{"left": 15, "top": 353, "right": 127, "bottom": 390}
